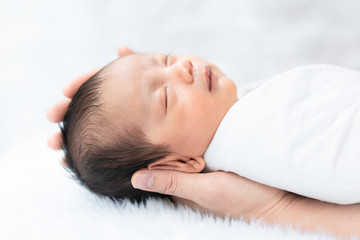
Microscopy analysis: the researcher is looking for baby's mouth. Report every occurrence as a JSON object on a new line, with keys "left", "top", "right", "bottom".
{"left": 206, "top": 66, "right": 213, "bottom": 92}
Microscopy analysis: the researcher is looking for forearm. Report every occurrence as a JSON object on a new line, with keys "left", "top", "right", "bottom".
{"left": 263, "top": 193, "right": 360, "bottom": 239}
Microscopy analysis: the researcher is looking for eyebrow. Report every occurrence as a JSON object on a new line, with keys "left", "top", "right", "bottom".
{"left": 149, "top": 53, "right": 166, "bottom": 87}
{"left": 148, "top": 75, "right": 160, "bottom": 95}
{"left": 145, "top": 54, "right": 165, "bottom": 114}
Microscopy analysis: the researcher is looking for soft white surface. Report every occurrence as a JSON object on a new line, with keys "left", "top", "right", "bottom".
{"left": 0, "top": 135, "right": 336, "bottom": 240}
{"left": 1, "top": 0, "right": 360, "bottom": 239}
{"left": 205, "top": 64, "right": 360, "bottom": 204}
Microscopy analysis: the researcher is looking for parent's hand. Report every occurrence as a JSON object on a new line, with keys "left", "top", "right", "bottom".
{"left": 131, "top": 169, "right": 360, "bottom": 238}
{"left": 131, "top": 169, "right": 287, "bottom": 221}
{"left": 46, "top": 45, "right": 134, "bottom": 150}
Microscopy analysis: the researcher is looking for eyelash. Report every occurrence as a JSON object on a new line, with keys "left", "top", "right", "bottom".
{"left": 165, "top": 85, "right": 169, "bottom": 112}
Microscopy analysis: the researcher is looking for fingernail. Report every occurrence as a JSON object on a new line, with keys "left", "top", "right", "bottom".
{"left": 132, "top": 171, "right": 154, "bottom": 189}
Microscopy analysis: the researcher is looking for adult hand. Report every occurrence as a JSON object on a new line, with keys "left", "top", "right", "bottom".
{"left": 131, "top": 169, "right": 287, "bottom": 221}
{"left": 131, "top": 169, "right": 360, "bottom": 238}
{"left": 46, "top": 45, "right": 134, "bottom": 150}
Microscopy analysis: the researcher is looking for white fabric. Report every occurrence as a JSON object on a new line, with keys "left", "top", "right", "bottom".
{"left": 204, "top": 65, "right": 360, "bottom": 204}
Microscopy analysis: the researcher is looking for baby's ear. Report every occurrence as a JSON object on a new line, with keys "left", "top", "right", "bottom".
{"left": 148, "top": 154, "right": 205, "bottom": 173}
{"left": 117, "top": 45, "right": 135, "bottom": 57}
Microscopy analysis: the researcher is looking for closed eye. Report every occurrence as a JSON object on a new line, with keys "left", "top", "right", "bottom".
{"left": 164, "top": 85, "right": 169, "bottom": 113}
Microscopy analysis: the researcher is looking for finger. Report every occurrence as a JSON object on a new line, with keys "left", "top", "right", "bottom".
{"left": 117, "top": 45, "right": 135, "bottom": 57}
{"left": 131, "top": 169, "right": 206, "bottom": 202}
{"left": 47, "top": 131, "right": 63, "bottom": 150}
{"left": 46, "top": 98, "right": 71, "bottom": 123}
{"left": 61, "top": 157, "right": 68, "bottom": 167}
{"left": 63, "top": 68, "right": 100, "bottom": 98}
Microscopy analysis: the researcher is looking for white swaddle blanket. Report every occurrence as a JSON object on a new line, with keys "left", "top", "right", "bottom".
{"left": 204, "top": 64, "right": 360, "bottom": 204}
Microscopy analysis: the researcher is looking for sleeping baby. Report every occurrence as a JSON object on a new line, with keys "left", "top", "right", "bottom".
{"left": 61, "top": 52, "right": 360, "bottom": 204}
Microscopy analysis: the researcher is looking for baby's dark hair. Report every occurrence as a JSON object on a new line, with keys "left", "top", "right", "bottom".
{"left": 61, "top": 65, "right": 172, "bottom": 203}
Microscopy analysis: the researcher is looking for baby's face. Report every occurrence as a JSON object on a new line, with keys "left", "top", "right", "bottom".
{"left": 102, "top": 53, "right": 237, "bottom": 158}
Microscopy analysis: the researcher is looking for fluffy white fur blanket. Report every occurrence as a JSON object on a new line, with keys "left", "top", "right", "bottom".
{"left": 0, "top": 135, "right": 338, "bottom": 240}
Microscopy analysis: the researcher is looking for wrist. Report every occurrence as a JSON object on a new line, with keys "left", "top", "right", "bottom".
{"left": 258, "top": 193, "right": 360, "bottom": 238}
{"left": 255, "top": 192, "right": 303, "bottom": 225}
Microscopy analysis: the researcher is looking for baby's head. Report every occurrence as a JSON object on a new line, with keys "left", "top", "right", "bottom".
{"left": 61, "top": 51, "right": 238, "bottom": 202}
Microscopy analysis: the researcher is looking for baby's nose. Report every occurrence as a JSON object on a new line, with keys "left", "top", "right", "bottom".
{"left": 171, "top": 60, "right": 194, "bottom": 84}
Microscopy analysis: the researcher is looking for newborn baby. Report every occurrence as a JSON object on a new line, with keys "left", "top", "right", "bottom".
{"left": 62, "top": 52, "right": 360, "bottom": 204}
{"left": 61, "top": 52, "right": 238, "bottom": 202}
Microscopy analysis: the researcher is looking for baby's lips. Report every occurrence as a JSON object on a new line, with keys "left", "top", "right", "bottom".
{"left": 204, "top": 65, "right": 214, "bottom": 92}
{"left": 191, "top": 64, "right": 213, "bottom": 92}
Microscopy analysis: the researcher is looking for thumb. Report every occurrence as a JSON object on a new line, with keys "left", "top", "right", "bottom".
{"left": 131, "top": 169, "right": 200, "bottom": 201}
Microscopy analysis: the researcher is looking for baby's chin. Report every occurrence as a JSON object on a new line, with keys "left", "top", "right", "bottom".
{"left": 222, "top": 76, "right": 238, "bottom": 103}
{"left": 209, "top": 64, "right": 237, "bottom": 94}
